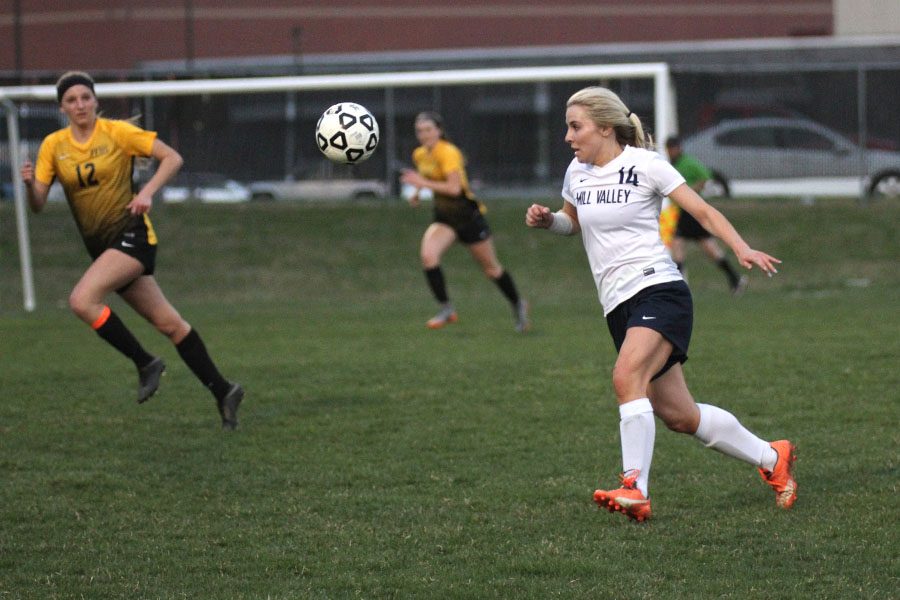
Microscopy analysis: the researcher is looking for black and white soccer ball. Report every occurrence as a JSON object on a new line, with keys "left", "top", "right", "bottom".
{"left": 315, "top": 103, "right": 380, "bottom": 164}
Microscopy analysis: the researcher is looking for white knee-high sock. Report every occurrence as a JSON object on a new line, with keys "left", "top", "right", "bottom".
{"left": 694, "top": 403, "right": 777, "bottom": 470}
{"left": 619, "top": 398, "right": 655, "bottom": 496}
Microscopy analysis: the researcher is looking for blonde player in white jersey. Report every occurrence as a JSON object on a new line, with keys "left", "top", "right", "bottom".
{"left": 525, "top": 86, "right": 796, "bottom": 521}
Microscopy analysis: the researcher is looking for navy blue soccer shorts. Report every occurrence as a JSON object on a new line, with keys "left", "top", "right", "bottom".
{"left": 605, "top": 280, "right": 693, "bottom": 380}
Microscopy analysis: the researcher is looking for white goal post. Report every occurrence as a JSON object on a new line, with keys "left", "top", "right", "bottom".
{"left": 0, "top": 62, "right": 676, "bottom": 312}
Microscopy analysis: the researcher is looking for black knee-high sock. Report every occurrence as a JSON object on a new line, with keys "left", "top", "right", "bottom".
{"left": 492, "top": 271, "right": 521, "bottom": 306}
{"left": 93, "top": 308, "right": 154, "bottom": 368}
{"left": 716, "top": 258, "right": 740, "bottom": 288}
{"left": 424, "top": 267, "right": 450, "bottom": 304}
{"left": 176, "top": 328, "right": 231, "bottom": 400}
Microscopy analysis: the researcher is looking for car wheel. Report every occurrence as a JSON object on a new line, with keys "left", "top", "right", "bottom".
{"left": 252, "top": 192, "right": 275, "bottom": 202}
{"left": 868, "top": 170, "right": 900, "bottom": 200}
{"left": 703, "top": 171, "right": 730, "bottom": 198}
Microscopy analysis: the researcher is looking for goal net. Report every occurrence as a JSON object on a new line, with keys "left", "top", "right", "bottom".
{"left": 1, "top": 62, "right": 675, "bottom": 311}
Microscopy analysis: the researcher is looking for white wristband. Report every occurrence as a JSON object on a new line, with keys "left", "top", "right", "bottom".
{"left": 547, "top": 211, "right": 574, "bottom": 235}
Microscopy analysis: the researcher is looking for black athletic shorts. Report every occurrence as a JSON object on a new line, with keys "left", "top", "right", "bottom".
{"left": 605, "top": 280, "right": 693, "bottom": 380}
{"left": 675, "top": 210, "right": 711, "bottom": 240}
{"left": 435, "top": 208, "right": 492, "bottom": 245}
{"left": 88, "top": 216, "right": 157, "bottom": 276}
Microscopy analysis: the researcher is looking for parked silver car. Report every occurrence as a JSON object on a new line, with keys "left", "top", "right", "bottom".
{"left": 681, "top": 118, "right": 900, "bottom": 199}
{"left": 161, "top": 172, "right": 251, "bottom": 204}
{"left": 249, "top": 161, "right": 387, "bottom": 202}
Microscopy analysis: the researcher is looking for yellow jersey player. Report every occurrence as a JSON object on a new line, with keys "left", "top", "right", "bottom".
{"left": 21, "top": 71, "right": 244, "bottom": 430}
{"left": 400, "top": 111, "right": 529, "bottom": 332}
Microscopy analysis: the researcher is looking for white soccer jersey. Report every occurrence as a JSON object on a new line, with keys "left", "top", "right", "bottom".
{"left": 562, "top": 145, "right": 686, "bottom": 315}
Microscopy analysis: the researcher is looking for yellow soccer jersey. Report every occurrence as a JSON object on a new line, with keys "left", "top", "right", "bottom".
{"left": 412, "top": 139, "right": 473, "bottom": 198}
{"left": 35, "top": 118, "right": 158, "bottom": 253}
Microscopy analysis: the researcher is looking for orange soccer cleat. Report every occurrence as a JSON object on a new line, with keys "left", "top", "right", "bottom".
{"left": 426, "top": 307, "right": 458, "bottom": 330}
{"left": 593, "top": 471, "right": 652, "bottom": 522}
{"left": 758, "top": 440, "right": 798, "bottom": 509}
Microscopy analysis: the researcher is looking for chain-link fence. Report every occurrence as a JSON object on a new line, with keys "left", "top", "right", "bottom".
{"left": 3, "top": 59, "right": 899, "bottom": 200}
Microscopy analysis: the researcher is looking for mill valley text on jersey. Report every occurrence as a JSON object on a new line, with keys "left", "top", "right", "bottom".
{"left": 573, "top": 188, "right": 634, "bottom": 205}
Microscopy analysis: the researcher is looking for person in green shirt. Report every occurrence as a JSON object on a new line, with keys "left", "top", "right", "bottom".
{"left": 666, "top": 136, "right": 747, "bottom": 296}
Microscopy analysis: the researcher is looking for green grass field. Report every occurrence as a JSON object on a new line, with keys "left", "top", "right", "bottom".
{"left": 1, "top": 197, "right": 897, "bottom": 599}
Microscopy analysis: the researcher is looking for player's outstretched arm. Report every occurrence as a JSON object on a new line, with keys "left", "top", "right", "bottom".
{"left": 669, "top": 184, "right": 780, "bottom": 276}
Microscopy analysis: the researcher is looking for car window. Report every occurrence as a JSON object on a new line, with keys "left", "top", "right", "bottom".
{"left": 294, "top": 160, "right": 362, "bottom": 181}
{"left": 715, "top": 127, "right": 778, "bottom": 148}
{"left": 779, "top": 128, "right": 835, "bottom": 151}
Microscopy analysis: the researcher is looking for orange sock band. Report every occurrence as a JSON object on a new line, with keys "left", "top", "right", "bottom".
{"left": 91, "top": 305, "right": 112, "bottom": 330}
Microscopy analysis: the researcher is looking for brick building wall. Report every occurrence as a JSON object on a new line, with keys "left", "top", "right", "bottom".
{"left": 1, "top": 1, "right": 832, "bottom": 74}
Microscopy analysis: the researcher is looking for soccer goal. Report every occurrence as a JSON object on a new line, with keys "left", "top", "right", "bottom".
{"left": 0, "top": 62, "right": 676, "bottom": 311}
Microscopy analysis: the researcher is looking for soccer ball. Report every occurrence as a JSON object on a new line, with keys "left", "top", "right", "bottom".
{"left": 315, "top": 102, "right": 380, "bottom": 164}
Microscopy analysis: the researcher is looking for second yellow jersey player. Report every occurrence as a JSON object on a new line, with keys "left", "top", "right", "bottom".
{"left": 401, "top": 111, "right": 529, "bottom": 332}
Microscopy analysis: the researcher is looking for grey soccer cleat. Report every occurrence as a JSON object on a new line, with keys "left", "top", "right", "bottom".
{"left": 218, "top": 383, "right": 244, "bottom": 431}
{"left": 137, "top": 357, "right": 166, "bottom": 404}
{"left": 732, "top": 275, "right": 749, "bottom": 297}
{"left": 514, "top": 299, "right": 530, "bottom": 333}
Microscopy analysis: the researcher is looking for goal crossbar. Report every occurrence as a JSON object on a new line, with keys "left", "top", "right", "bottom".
{"left": 0, "top": 62, "right": 670, "bottom": 99}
